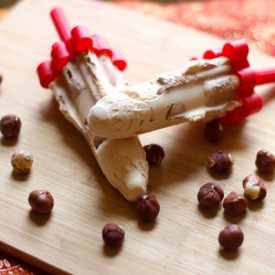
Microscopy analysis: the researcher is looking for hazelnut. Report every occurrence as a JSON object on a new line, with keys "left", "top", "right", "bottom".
{"left": 255, "top": 149, "right": 275, "bottom": 174}
{"left": 143, "top": 144, "right": 165, "bottom": 164}
{"left": 223, "top": 192, "right": 248, "bottom": 215}
{"left": 11, "top": 150, "right": 33, "bottom": 174}
{"left": 218, "top": 224, "right": 244, "bottom": 250}
{"left": 207, "top": 151, "right": 233, "bottom": 173}
{"left": 204, "top": 120, "right": 224, "bottom": 143}
{"left": 0, "top": 114, "right": 21, "bottom": 139}
{"left": 28, "top": 190, "right": 54, "bottom": 214}
{"left": 102, "top": 223, "right": 125, "bottom": 247}
{"left": 242, "top": 175, "right": 266, "bottom": 201}
{"left": 137, "top": 194, "right": 160, "bottom": 222}
{"left": 197, "top": 182, "right": 224, "bottom": 208}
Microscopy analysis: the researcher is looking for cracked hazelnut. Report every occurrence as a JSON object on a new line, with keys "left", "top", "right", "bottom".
{"left": 223, "top": 192, "right": 248, "bottom": 215}
{"left": 11, "top": 150, "right": 33, "bottom": 174}
{"left": 197, "top": 182, "right": 224, "bottom": 208}
{"left": 143, "top": 144, "right": 165, "bottom": 164}
{"left": 0, "top": 114, "right": 21, "bottom": 139}
{"left": 137, "top": 194, "right": 160, "bottom": 222}
{"left": 218, "top": 224, "right": 244, "bottom": 250}
{"left": 28, "top": 190, "right": 54, "bottom": 214}
{"left": 255, "top": 149, "right": 275, "bottom": 174}
{"left": 242, "top": 175, "right": 266, "bottom": 201}
{"left": 102, "top": 223, "right": 125, "bottom": 247}
{"left": 207, "top": 151, "right": 233, "bottom": 173}
{"left": 204, "top": 120, "right": 224, "bottom": 143}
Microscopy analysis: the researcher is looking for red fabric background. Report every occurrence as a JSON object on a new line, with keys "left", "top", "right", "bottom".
{"left": 116, "top": 0, "right": 275, "bottom": 57}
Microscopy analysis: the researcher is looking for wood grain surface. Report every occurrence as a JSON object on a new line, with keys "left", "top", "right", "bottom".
{"left": 0, "top": 0, "right": 275, "bottom": 274}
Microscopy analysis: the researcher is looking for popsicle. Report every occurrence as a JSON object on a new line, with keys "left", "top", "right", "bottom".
{"left": 88, "top": 41, "right": 274, "bottom": 139}
{"left": 37, "top": 8, "right": 148, "bottom": 201}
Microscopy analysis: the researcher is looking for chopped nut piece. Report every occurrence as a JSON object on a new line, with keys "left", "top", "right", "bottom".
{"left": 207, "top": 151, "right": 233, "bottom": 173}
{"left": 242, "top": 175, "right": 266, "bottom": 201}
{"left": 197, "top": 182, "right": 224, "bottom": 208}
{"left": 11, "top": 150, "right": 33, "bottom": 174}
{"left": 143, "top": 144, "right": 165, "bottom": 164}
{"left": 137, "top": 194, "right": 160, "bottom": 222}
{"left": 218, "top": 224, "right": 244, "bottom": 250}
{"left": 0, "top": 114, "right": 21, "bottom": 139}
{"left": 204, "top": 120, "right": 224, "bottom": 143}
{"left": 102, "top": 223, "right": 125, "bottom": 247}
{"left": 28, "top": 190, "right": 54, "bottom": 214}
{"left": 255, "top": 149, "right": 275, "bottom": 174}
{"left": 223, "top": 192, "right": 247, "bottom": 215}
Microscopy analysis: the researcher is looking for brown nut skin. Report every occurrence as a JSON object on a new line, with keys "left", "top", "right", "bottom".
{"left": 204, "top": 120, "right": 224, "bottom": 143}
{"left": 197, "top": 182, "right": 224, "bottom": 208}
{"left": 28, "top": 190, "right": 54, "bottom": 214}
{"left": 242, "top": 175, "right": 266, "bottom": 201}
{"left": 207, "top": 151, "right": 233, "bottom": 173}
{"left": 218, "top": 224, "right": 244, "bottom": 250}
{"left": 223, "top": 192, "right": 248, "bottom": 215}
{"left": 143, "top": 144, "right": 165, "bottom": 164}
{"left": 255, "top": 150, "right": 275, "bottom": 174}
{"left": 102, "top": 223, "right": 125, "bottom": 247}
{"left": 0, "top": 114, "right": 21, "bottom": 139}
{"left": 137, "top": 194, "right": 160, "bottom": 222}
{"left": 11, "top": 150, "right": 33, "bottom": 174}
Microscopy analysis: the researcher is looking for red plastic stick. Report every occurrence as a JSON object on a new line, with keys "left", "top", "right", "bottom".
{"left": 255, "top": 68, "right": 275, "bottom": 85}
{"left": 92, "top": 34, "right": 113, "bottom": 58}
{"left": 51, "top": 41, "right": 70, "bottom": 74}
{"left": 50, "top": 8, "right": 73, "bottom": 54}
{"left": 37, "top": 61, "right": 55, "bottom": 89}
{"left": 111, "top": 48, "right": 127, "bottom": 71}
{"left": 71, "top": 25, "right": 93, "bottom": 53}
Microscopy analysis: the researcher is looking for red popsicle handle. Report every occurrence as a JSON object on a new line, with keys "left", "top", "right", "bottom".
{"left": 92, "top": 34, "right": 113, "bottom": 58}
{"left": 71, "top": 25, "right": 93, "bottom": 53}
{"left": 111, "top": 48, "right": 127, "bottom": 71}
{"left": 51, "top": 41, "right": 70, "bottom": 74}
{"left": 255, "top": 68, "right": 275, "bottom": 85}
{"left": 50, "top": 8, "right": 73, "bottom": 54}
{"left": 37, "top": 61, "right": 55, "bottom": 89}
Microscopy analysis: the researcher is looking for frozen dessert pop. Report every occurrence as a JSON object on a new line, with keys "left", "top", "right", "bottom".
{"left": 37, "top": 8, "right": 275, "bottom": 200}
{"left": 37, "top": 8, "right": 148, "bottom": 201}
{"left": 88, "top": 41, "right": 275, "bottom": 139}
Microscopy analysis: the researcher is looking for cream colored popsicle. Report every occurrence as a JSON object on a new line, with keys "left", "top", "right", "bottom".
{"left": 88, "top": 57, "right": 241, "bottom": 139}
{"left": 50, "top": 51, "right": 148, "bottom": 201}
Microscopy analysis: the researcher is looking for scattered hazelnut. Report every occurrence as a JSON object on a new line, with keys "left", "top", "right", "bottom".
{"left": 143, "top": 144, "right": 165, "bottom": 164}
{"left": 207, "top": 151, "right": 233, "bottom": 173}
{"left": 197, "top": 182, "right": 224, "bottom": 208}
{"left": 102, "top": 223, "right": 125, "bottom": 247}
{"left": 0, "top": 114, "right": 21, "bottom": 139}
{"left": 11, "top": 150, "right": 33, "bottom": 174}
{"left": 242, "top": 175, "right": 266, "bottom": 201}
{"left": 137, "top": 194, "right": 160, "bottom": 222}
{"left": 204, "top": 120, "right": 224, "bottom": 143}
{"left": 28, "top": 190, "right": 54, "bottom": 214}
{"left": 218, "top": 224, "right": 244, "bottom": 250}
{"left": 223, "top": 192, "right": 248, "bottom": 215}
{"left": 255, "top": 149, "right": 275, "bottom": 174}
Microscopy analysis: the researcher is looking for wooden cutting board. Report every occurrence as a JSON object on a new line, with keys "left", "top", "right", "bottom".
{"left": 0, "top": 0, "right": 275, "bottom": 274}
